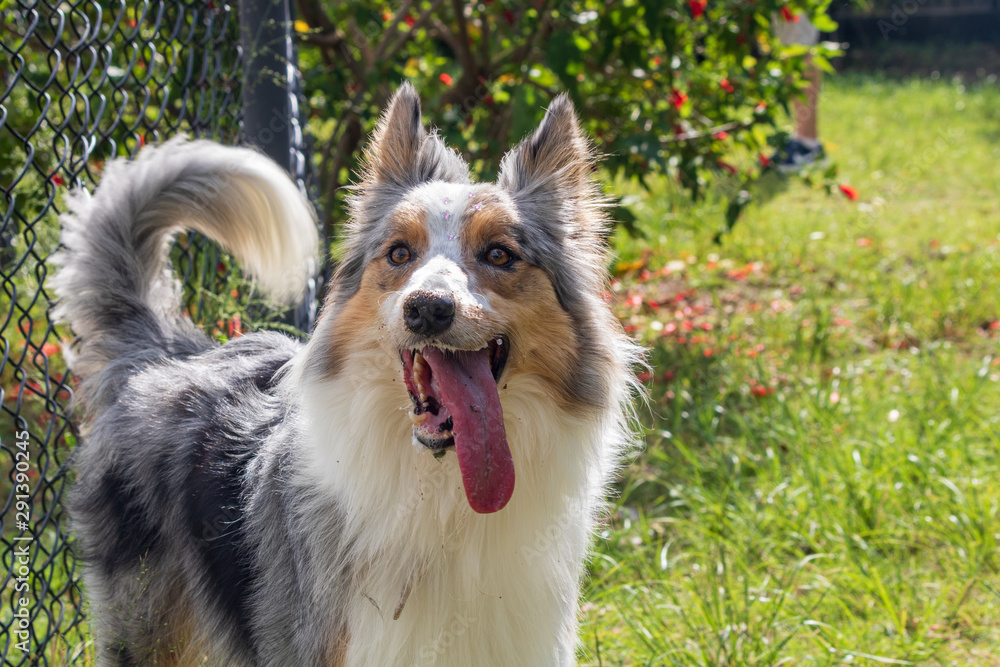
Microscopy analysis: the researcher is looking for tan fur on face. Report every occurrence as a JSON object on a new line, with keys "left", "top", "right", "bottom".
{"left": 477, "top": 263, "right": 581, "bottom": 410}
{"left": 383, "top": 201, "right": 429, "bottom": 267}
{"left": 323, "top": 274, "right": 393, "bottom": 378}
{"left": 461, "top": 198, "right": 519, "bottom": 257}
{"left": 460, "top": 202, "right": 583, "bottom": 409}
{"left": 321, "top": 205, "right": 430, "bottom": 377}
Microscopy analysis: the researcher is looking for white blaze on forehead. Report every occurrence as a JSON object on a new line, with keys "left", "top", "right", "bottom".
{"left": 408, "top": 181, "right": 481, "bottom": 261}
{"left": 398, "top": 181, "right": 495, "bottom": 310}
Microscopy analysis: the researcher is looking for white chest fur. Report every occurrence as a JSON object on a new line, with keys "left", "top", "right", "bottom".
{"left": 294, "top": 363, "right": 614, "bottom": 666}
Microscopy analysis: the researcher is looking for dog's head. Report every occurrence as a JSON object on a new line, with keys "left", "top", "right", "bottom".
{"left": 305, "top": 83, "right": 626, "bottom": 513}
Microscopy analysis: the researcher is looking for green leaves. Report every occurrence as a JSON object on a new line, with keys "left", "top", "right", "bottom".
{"left": 296, "top": 0, "right": 840, "bottom": 237}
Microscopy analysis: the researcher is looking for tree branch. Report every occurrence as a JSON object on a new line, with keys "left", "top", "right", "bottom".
{"left": 449, "top": 0, "right": 477, "bottom": 74}
{"left": 373, "top": 0, "right": 415, "bottom": 63}
{"left": 665, "top": 120, "right": 749, "bottom": 143}
{"left": 380, "top": 0, "right": 448, "bottom": 64}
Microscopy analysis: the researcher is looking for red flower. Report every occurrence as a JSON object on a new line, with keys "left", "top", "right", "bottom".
{"left": 759, "top": 154, "right": 772, "bottom": 168}
{"left": 839, "top": 184, "right": 859, "bottom": 200}
{"left": 751, "top": 384, "right": 770, "bottom": 397}
{"left": 52, "top": 175, "right": 65, "bottom": 187}
{"left": 688, "top": 0, "right": 707, "bottom": 18}
{"left": 669, "top": 88, "right": 688, "bottom": 110}
{"left": 856, "top": 237, "right": 872, "bottom": 247}
{"left": 625, "top": 294, "right": 643, "bottom": 307}
{"left": 439, "top": 73, "right": 453, "bottom": 86}
{"left": 779, "top": 6, "right": 800, "bottom": 22}
{"left": 41, "top": 342, "right": 60, "bottom": 357}
{"left": 404, "top": 15, "right": 415, "bottom": 27}
{"left": 636, "top": 371, "right": 653, "bottom": 383}
{"left": 719, "top": 78, "right": 734, "bottom": 93}
{"left": 504, "top": 9, "right": 515, "bottom": 25}
{"left": 714, "top": 131, "right": 729, "bottom": 140}
{"left": 717, "top": 160, "right": 737, "bottom": 174}
{"left": 227, "top": 314, "right": 243, "bottom": 338}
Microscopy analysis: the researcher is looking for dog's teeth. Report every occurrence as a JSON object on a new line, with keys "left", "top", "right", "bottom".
{"left": 412, "top": 352, "right": 427, "bottom": 397}
{"left": 409, "top": 411, "right": 428, "bottom": 425}
{"left": 443, "top": 429, "right": 453, "bottom": 438}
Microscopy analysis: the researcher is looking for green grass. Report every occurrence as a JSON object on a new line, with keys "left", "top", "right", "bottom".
{"left": 583, "top": 76, "right": 1000, "bottom": 665}
{"left": 7, "top": 74, "right": 999, "bottom": 665}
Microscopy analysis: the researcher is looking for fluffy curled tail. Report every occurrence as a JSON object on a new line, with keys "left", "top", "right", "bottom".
{"left": 51, "top": 137, "right": 318, "bottom": 406}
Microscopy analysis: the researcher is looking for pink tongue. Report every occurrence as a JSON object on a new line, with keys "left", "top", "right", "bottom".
{"left": 421, "top": 347, "right": 514, "bottom": 513}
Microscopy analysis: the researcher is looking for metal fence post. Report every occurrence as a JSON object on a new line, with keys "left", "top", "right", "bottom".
{"left": 3, "top": 3, "right": 268, "bottom": 662}
{"left": 239, "top": 0, "right": 321, "bottom": 333}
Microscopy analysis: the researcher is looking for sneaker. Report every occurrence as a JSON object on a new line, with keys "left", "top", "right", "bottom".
{"left": 773, "top": 137, "right": 824, "bottom": 172}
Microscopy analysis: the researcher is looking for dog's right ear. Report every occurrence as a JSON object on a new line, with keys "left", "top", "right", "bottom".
{"left": 360, "top": 83, "right": 467, "bottom": 188}
{"left": 362, "top": 83, "right": 425, "bottom": 186}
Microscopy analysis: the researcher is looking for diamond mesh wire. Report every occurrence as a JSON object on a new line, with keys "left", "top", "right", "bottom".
{"left": 0, "top": 1, "right": 314, "bottom": 663}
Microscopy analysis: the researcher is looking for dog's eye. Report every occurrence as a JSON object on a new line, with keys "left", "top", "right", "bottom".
{"left": 485, "top": 245, "right": 516, "bottom": 268}
{"left": 388, "top": 244, "right": 412, "bottom": 265}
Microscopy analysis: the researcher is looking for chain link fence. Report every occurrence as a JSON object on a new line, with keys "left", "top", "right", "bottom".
{"left": 0, "top": 1, "right": 318, "bottom": 663}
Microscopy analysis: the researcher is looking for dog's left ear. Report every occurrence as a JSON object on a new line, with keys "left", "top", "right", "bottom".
{"left": 498, "top": 94, "right": 594, "bottom": 204}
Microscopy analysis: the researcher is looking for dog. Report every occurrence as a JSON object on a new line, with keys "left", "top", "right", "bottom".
{"left": 52, "top": 83, "right": 639, "bottom": 666}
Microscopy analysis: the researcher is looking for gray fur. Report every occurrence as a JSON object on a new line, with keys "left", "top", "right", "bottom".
{"left": 51, "top": 136, "right": 318, "bottom": 412}
{"left": 52, "top": 139, "right": 338, "bottom": 664}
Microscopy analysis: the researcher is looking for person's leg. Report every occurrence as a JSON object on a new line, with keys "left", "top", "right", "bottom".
{"left": 771, "top": 15, "right": 824, "bottom": 169}
{"left": 793, "top": 56, "right": 821, "bottom": 142}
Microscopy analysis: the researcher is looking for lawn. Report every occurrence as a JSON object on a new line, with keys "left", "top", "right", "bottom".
{"left": 582, "top": 75, "right": 1000, "bottom": 665}
{"left": 7, "top": 72, "right": 999, "bottom": 665}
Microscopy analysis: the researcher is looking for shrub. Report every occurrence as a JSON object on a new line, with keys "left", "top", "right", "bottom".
{"left": 296, "top": 0, "right": 840, "bottom": 238}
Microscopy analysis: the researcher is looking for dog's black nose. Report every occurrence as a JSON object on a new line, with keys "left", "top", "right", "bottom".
{"left": 403, "top": 291, "right": 455, "bottom": 336}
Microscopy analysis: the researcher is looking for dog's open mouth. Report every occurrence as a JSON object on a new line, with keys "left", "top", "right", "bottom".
{"left": 400, "top": 336, "right": 513, "bottom": 513}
